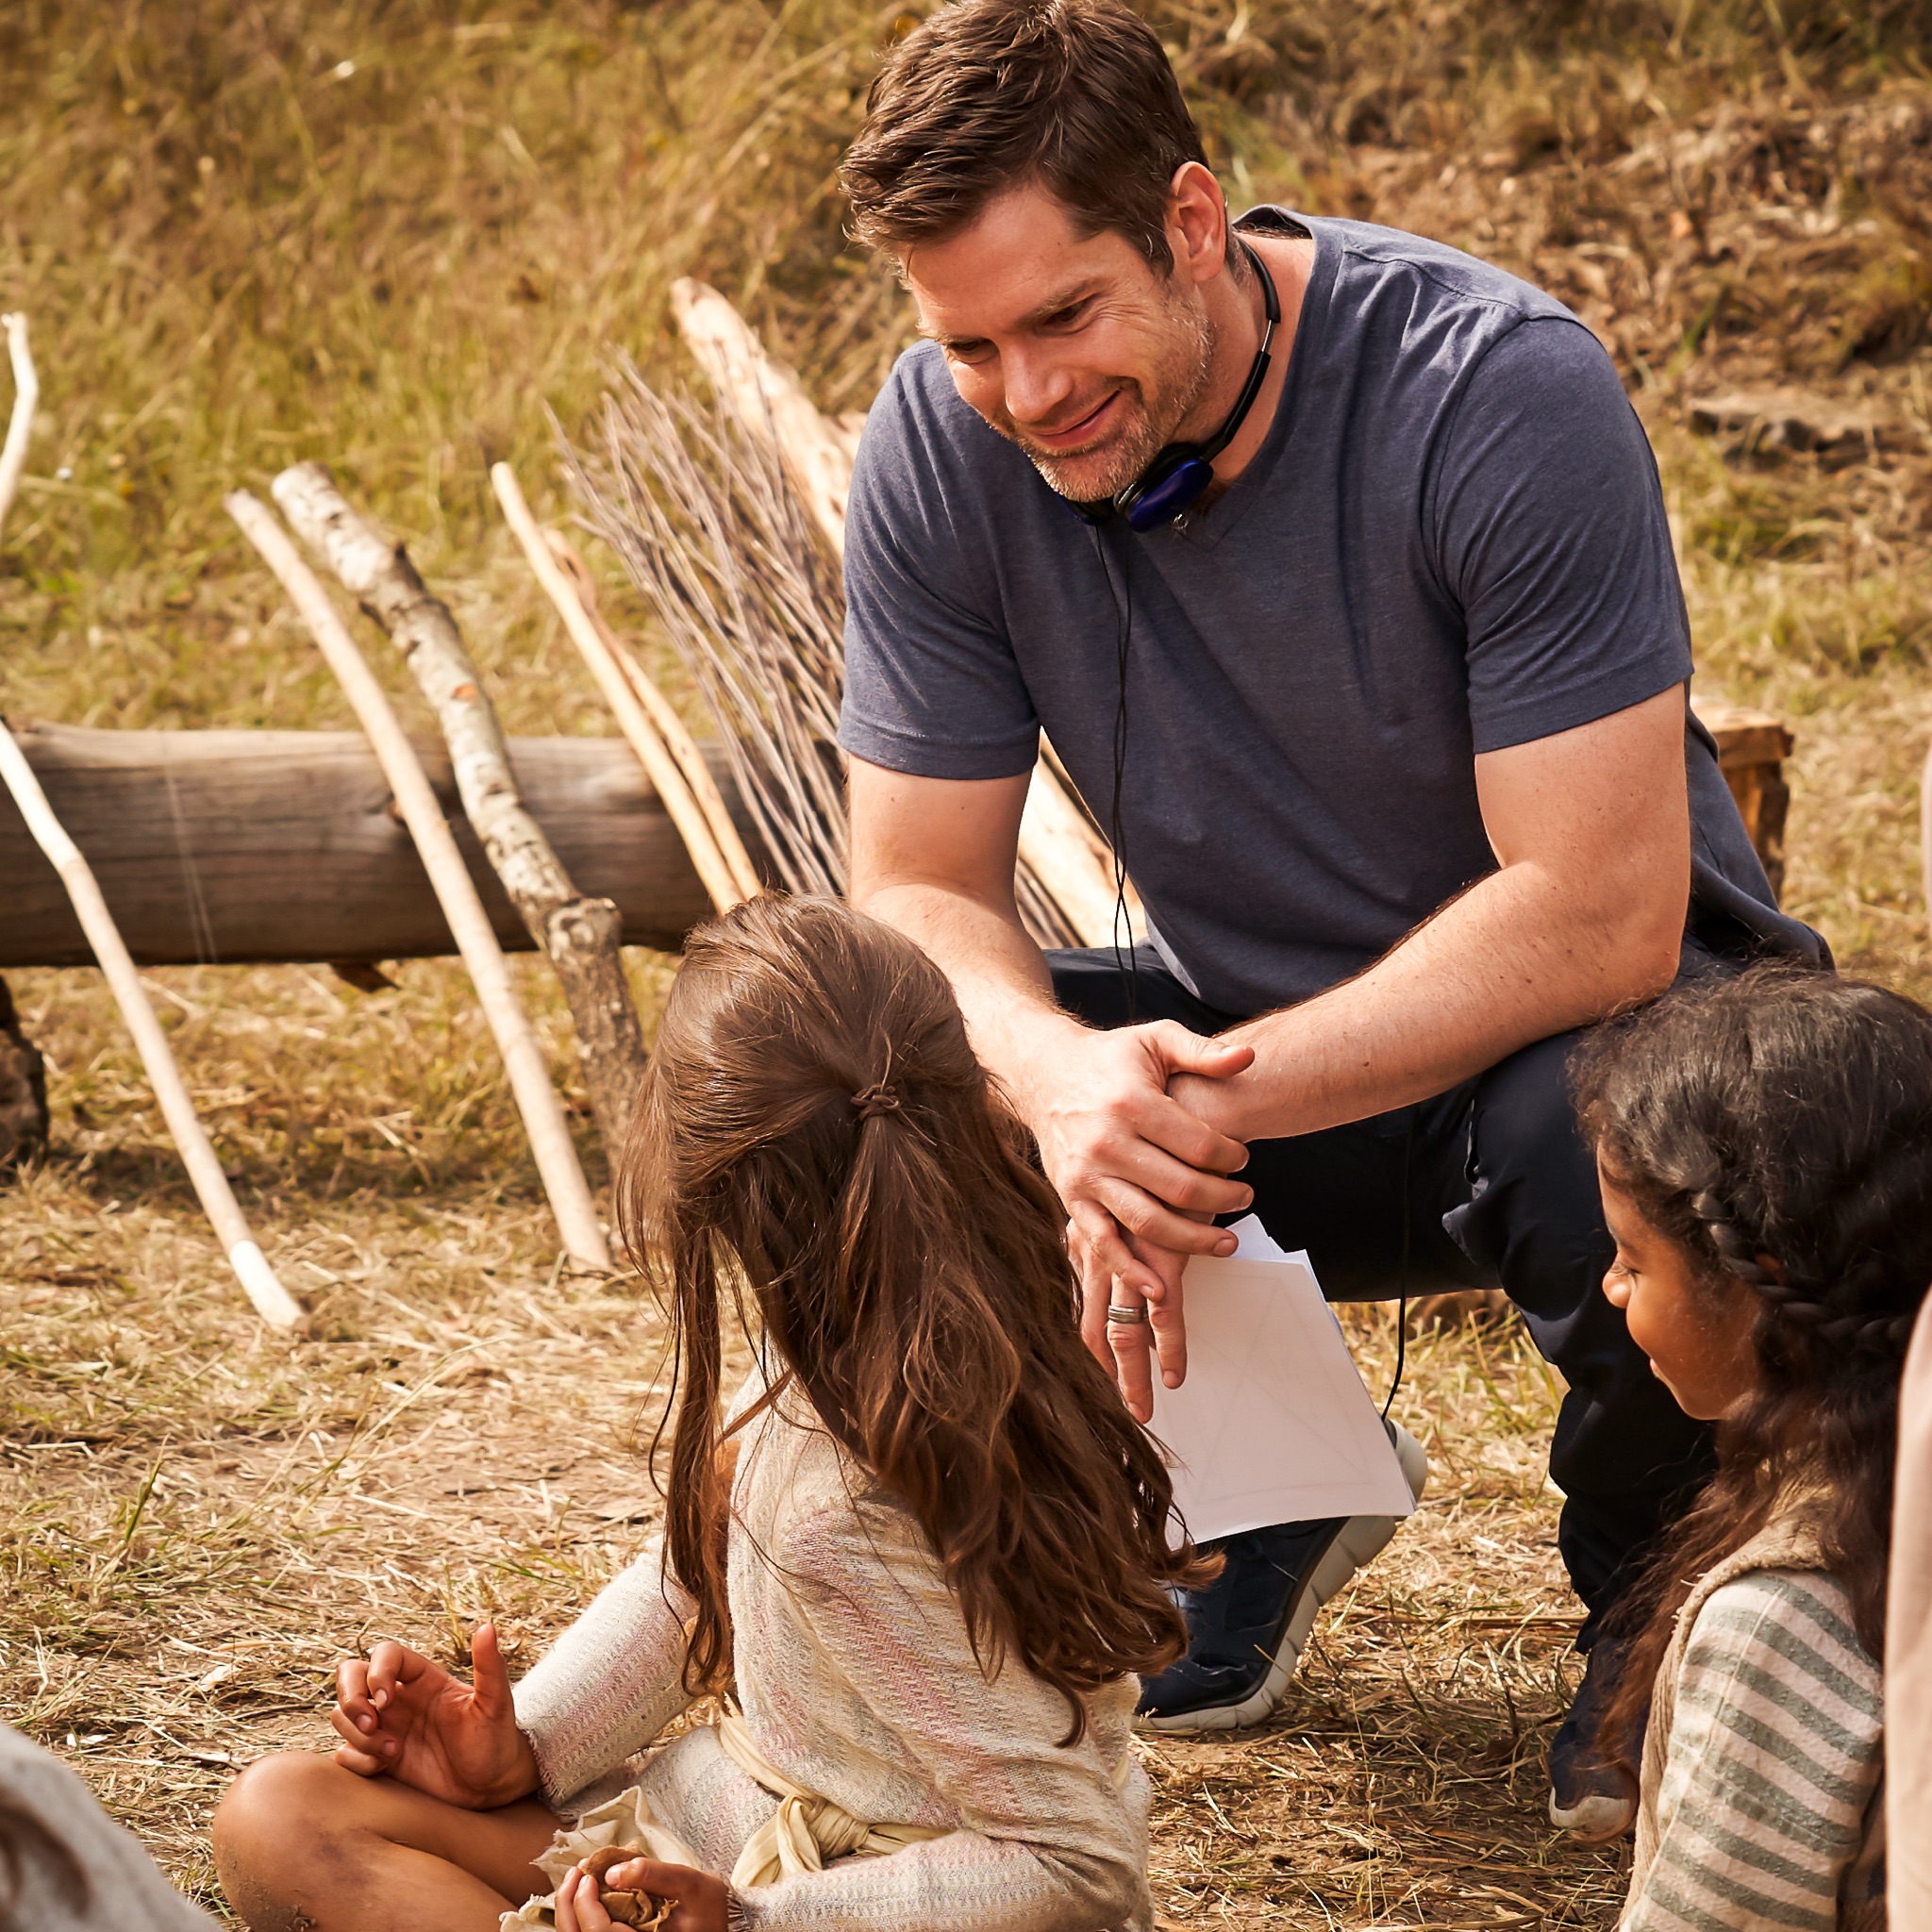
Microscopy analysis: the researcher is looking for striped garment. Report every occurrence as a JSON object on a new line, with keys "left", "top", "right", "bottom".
{"left": 1625, "top": 1542, "right": 1885, "bottom": 1932}
{"left": 510, "top": 1373, "right": 1152, "bottom": 1931}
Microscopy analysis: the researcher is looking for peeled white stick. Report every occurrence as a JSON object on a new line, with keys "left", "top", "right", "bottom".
{"left": 226, "top": 491, "right": 610, "bottom": 1274}
{"left": 0, "top": 313, "right": 39, "bottom": 542}
{"left": 0, "top": 722, "right": 305, "bottom": 1329}
{"left": 541, "top": 527, "right": 762, "bottom": 907}
{"left": 491, "top": 461, "right": 753, "bottom": 913}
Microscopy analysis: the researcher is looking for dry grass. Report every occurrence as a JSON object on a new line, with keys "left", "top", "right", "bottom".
{"left": 5, "top": 0, "right": 1932, "bottom": 1925}
{"left": 0, "top": 982, "right": 1606, "bottom": 1929}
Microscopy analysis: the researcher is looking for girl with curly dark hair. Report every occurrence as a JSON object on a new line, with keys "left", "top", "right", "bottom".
{"left": 1572, "top": 964, "right": 1932, "bottom": 1932}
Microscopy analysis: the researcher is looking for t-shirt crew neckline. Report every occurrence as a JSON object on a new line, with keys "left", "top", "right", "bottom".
{"left": 1156, "top": 206, "right": 1336, "bottom": 558}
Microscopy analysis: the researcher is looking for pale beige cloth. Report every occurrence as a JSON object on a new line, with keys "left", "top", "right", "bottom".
{"left": 1889, "top": 1299, "right": 1932, "bottom": 1932}
{"left": 1625, "top": 1492, "right": 1884, "bottom": 1932}
{"left": 0, "top": 1723, "right": 217, "bottom": 1932}
{"left": 510, "top": 1372, "right": 1154, "bottom": 1931}
{"left": 500, "top": 1710, "right": 945, "bottom": 1928}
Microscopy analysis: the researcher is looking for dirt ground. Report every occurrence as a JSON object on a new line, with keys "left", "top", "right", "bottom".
{"left": 0, "top": 955, "right": 1618, "bottom": 1927}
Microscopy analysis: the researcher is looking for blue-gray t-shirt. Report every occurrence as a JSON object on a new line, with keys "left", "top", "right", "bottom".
{"left": 838, "top": 209, "right": 1818, "bottom": 1017}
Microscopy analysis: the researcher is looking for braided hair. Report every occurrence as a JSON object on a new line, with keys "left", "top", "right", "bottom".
{"left": 1573, "top": 962, "right": 1932, "bottom": 1777}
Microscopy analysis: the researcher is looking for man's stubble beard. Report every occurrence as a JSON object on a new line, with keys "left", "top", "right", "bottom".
{"left": 997, "top": 292, "right": 1216, "bottom": 504}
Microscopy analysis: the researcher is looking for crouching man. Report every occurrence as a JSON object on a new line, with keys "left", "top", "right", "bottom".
{"left": 832, "top": 0, "right": 1823, "bottom": 1828}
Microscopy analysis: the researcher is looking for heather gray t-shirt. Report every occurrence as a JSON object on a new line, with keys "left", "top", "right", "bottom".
{"left": 839, "top": 209, "right": 1818, "bottom": 1017}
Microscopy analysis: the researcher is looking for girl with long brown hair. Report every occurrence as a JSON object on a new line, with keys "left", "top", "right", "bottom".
{"left": 262, "top": 892, "right": 1208, "bottom": 1932}
{"left": 1571, "top": 965, "right": 1932, "bottom": 1932}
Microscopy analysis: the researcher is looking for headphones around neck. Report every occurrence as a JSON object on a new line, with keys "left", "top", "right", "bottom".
{"left": 1072, "top": 235, "right": 1280, "bottom": 533}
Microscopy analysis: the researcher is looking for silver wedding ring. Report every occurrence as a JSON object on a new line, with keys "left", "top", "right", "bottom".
{"left": 1106, "top": 1304, "right": 1150, "bottom": 1325}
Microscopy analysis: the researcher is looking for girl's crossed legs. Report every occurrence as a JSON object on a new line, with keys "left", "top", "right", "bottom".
{"left": 213, "top": 1751, "right": 558, "bottom": 1932}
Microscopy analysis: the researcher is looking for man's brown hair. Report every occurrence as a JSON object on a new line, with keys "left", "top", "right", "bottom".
{"left": 841, "top": 0, "right": 1211, "bottom": 272}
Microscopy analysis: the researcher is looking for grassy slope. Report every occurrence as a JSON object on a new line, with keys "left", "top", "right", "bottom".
{"left": 3, "top": 1, "right": 1932, "bottom": 1924}
{"left": 4, "top": 0, "right": 1932, "bottom": 962}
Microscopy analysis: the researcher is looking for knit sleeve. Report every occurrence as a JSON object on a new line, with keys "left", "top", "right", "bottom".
{"left": 730, "top": 1496, "right": 1147, "bottom": 1932}
{"left": 510, "top": 1539, "right": 699, "bottom": 1808}
{"left": 1624, "top": 1570, "right": 1884, "bottom": 1932}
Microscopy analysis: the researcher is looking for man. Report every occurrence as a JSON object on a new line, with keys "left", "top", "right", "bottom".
{"left": 833, "top": 0, "right": 1823, "bottom": 1831}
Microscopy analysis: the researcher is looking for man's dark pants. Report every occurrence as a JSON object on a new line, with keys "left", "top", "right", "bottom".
{"left": 1046, "top": 945, "right": 1717, "bottom": 1640}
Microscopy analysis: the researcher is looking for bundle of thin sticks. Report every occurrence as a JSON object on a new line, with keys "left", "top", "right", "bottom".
{"left": 562, "top": 358, "right": 1084, "bottom": 947}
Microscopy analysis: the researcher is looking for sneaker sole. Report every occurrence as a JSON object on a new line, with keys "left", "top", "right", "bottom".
{"left": 1547, "top": 1790, "right": 1636, "bottom": 1836}
{"left": 1139, "top": 1422, "right": 1428, "bottom": 1736}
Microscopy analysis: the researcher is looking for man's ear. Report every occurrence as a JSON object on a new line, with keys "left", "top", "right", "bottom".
{"left": 1165, "top": 160, "right": 1230, "bottom": 288}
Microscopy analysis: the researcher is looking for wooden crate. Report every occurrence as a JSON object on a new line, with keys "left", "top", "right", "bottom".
{"left": 1692, "top": 700, "right": 1794, "bottom": 898}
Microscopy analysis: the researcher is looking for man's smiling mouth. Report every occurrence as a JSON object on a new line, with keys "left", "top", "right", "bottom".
{"left": 1022, "top": 389, "right": 1122, "bottom": 453}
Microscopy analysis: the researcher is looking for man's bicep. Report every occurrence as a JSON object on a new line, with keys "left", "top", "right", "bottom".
{"left": 847, "top": 758, "right": 1032, "bottom": 909}
{"left": 1474, "top": 687, "right": 1689, "bottom": 987}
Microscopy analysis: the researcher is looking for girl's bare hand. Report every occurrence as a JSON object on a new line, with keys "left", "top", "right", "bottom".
{"left": 555, "top": 1858, "right": 730, "bottom": 1932}
{"left": 329, "top": 1620, "right": 538, "bottom": 1809}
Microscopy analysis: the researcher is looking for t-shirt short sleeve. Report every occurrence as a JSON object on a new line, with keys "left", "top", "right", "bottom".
{"left": 1428, "top": 316, "right": 1691, "bottom": 755}
{"left": 838, "top": 352, "right": 1042, "bottom": 783}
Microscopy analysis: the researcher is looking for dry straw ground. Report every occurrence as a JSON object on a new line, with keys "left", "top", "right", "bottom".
{"left": 3, "top": 0, "right": 1931, "bottom": 1924}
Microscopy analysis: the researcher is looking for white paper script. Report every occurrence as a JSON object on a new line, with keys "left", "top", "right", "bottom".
{"left": 1148, "top": 1215, "right": 1416, "bottom": 1541}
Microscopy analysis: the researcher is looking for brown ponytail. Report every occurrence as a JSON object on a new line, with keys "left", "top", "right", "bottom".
{"left": 616, "top": 893, "right": 1214, "bottom": 1740}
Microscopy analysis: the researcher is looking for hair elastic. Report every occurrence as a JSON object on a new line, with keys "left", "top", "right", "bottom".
{"left": 852, "top": 1082, "right": 902, "bottom": 1119}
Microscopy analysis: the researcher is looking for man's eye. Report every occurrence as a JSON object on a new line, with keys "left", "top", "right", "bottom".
{"left": 1045, "top": 303, "right": 1091, "bottom": 329}
{"left": 947, "top": 340, "right": 993, "bottom": 363}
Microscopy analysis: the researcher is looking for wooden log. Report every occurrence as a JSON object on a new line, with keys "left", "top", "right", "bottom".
{"left": 271, "top": 461, "right": 647, "bottom": 1156}
{"left": 0, "top": 720, "right": 305, "bottom": 1329}
{"left": 0, "top": 726, "right": 731, "bottom": 969}
{"left": 668, "top": 278, "right": 1124, "bottom": 946}
{"left": 0, "top": 976, "right": 47, "bottom": 1167}
{"left": 671, "top": 279, "right": 863, "bottom": 555}
{"left": 227, "top": 489, "right": 610, "bottom": 1274}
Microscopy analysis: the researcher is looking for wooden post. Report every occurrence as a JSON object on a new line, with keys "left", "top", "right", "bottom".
{"left": 0, "top": 313, "right": 39, "bottom": 542}
{"left": 669, "top": 278, "right": 1124, "bottom": 946}
{"left": 270, "top": 462, "right": 647, "bottom": 1158}
{"left": 491, "top": 461, "right": 756, "bottom": 912}
{"left": 0, "top": 721, "right": 305, "bottom": 1329}
{"left": 226, "top": 490, "right": 611, "bottom": 1274}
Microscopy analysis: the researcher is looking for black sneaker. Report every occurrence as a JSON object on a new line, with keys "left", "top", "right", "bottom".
{"left": 1548, "top": 1634, "right": 1642, "bottom": 1836}
{"left": 1138, "top": 1421, "right": 1427, "bottom": 1733}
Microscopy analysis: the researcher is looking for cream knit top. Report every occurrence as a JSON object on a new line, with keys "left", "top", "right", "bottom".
{"left": 511, "top": 1379, "right": 1153, "bottom": 1931}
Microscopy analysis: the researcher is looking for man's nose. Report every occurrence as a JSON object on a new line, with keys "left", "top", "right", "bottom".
{"left": 1001, "top": 345, "right": 1076, "bottom": 427}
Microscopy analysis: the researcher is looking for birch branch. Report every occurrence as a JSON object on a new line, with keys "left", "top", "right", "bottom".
{"left": 670, "top": 278, "right": 1124, "bottom": 946}
{"left": 226, "top": 489, "right": 610, "bottom": 1274}
{"left": 270, "top": 462, "right": 647, "bottom": 1158}
{"left": 0, "top": 314, "right": 40, "bottom": 543}
{"left": 0, "top": 719, "right": 304, "bottom": 1329}
{"left": 491, "top": 460, "right": 755, "bottom": 912}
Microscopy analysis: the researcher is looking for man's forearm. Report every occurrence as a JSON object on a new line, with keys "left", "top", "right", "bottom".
{"left": 1180, "top": 856, "right": 1681, "bottom": 1143}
